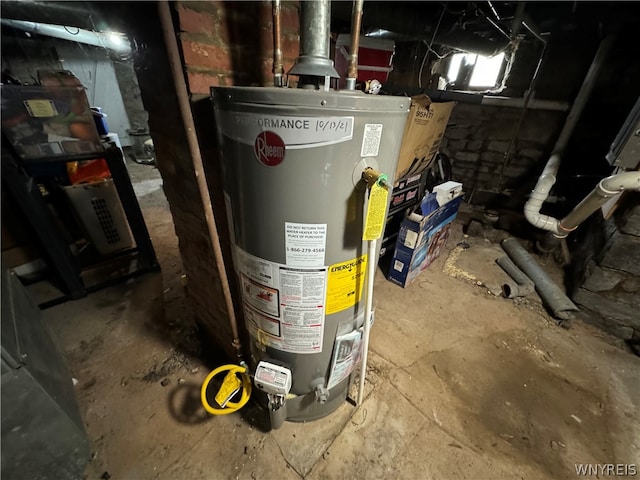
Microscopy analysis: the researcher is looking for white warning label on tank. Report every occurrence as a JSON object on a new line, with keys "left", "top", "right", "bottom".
{"left": 218, "top": 111, "right": 354, "bottom": 149}
{"left": 279, "top": 267, "right": 325, "bottom": 353}
{"left": 236, "top": 247, "right": 327, "bottom": 354}
{"left": 285, "top": 222, "right": 327, "bottom": 267}
{"left": 361, "top": 123, "right": 383, "bottom": 157}
{"left": 244, "top": 304, "right": 281, "bottom": 337}
{"left": 240, "top": 274, "right": 280, "bottom": 318}
{"left": 236, "top": 248, "right": 275, "bottom": 287}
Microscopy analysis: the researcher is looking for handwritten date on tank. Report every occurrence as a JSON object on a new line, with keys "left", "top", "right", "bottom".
{"left": 315, "top": 119, "right": 349, "bottom": 133}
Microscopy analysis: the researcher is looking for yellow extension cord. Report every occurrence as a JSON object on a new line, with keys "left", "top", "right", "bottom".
{"left": 200, "top": 364, "right": 252, "bottom": 415}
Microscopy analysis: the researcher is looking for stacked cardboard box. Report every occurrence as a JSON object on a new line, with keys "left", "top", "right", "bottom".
{"left": 381, "top": 95, "right": 456, "bottom": 258}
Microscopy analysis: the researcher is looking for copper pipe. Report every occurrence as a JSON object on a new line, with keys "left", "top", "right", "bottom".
{"left": 158, "top": 1, "right": 243, "bottom": 359}
{"left": 273, "top": 0, "right": 284, "bottom": 87}
{"left": 346, "top": 0, "right": 363, "bottom": 90}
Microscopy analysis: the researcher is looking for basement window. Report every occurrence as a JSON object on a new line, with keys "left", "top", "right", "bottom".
{"left": 446, "top": 52, "right": 506, "bottom": 90}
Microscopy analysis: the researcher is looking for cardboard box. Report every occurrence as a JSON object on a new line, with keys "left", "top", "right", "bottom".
{"left": 379, "top": 209, "right": 406, "bottom": 257}
{"left": 389, "top": 184, "right": 420, "bottom": 213}
{"left": 379, "top": 233, "right": 399, "bottom": 258}
{"left": 393, "top": 171, "right": 423, "bottom": 191}
{"left": 389, "top": 171, "right": 425, "bottom": 215}
{"left": 395, "top": 95, "right": 456, "bottom": 179}
{"left": 387, "top": 196, "right": 462, "bottom": 288}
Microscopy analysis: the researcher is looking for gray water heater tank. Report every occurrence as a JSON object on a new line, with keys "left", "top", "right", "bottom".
{"left": 212, "top": 86, "right": 408, "bottom": 422}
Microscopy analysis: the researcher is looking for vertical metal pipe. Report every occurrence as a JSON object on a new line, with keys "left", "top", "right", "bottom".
{"left": 158, "top": 1, "right": 243, "bottom": 359}
{"left": 273, "top": 0, "right": 284, "bottom": 87}
{"left": 346, "top": 0, "right": 364, "bottom": 90}
{"left": 288, "top": 0, "right": 339, "bottom": 81}
{"left": 300, "top": 0, "right": 331, "bottom": 59}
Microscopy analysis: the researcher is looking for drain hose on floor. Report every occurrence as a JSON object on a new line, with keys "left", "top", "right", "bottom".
{"left": 200, "top": 364, "right": 252, "bottom": 415}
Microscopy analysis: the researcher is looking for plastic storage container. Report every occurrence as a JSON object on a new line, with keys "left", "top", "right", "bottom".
{"left": 1, "top": 85, "right": 103, "bottom": 160}
{"left": 334, "top": 35, "right": 395, "bottom": 89}
{"left": 64, "top": 180, "right": 133, "bottom": 255}
{"left": 91, "top": 107, "right": 109, "bottom": 136}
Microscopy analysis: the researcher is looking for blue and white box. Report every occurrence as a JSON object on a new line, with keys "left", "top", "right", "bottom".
{"left": 387, "top": 195, "right": 462, "bottom": 288}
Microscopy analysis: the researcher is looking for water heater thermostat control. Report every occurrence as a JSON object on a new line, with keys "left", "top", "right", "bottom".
{"left": 254, "top": 362, "right": 292, "bottom": 396}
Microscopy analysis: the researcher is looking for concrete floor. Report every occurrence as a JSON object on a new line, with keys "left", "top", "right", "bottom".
{"left": 45, "top": 162, "right": 639, "bottom": 479}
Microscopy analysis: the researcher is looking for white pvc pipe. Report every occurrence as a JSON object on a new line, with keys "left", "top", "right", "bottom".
{"left": 1, "top": 19, "right": 131, "bottom": 56}
{"left": 557, "top": 171, "right": 640, "bottom": 236}
{"left": 357, "top": 237, "right": 376, "bottom": 406}
{"left": 523, "top": 153, "right": 562, "bottom": 235}
{"left": 600, "top": 171, "right": 640, "bottom": 193}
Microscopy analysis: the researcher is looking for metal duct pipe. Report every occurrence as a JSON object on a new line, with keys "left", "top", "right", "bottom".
{"left": 501, "top": 238, "right": 579, "bottom": 321}
{"left": 289, "top": 0, "right": 339, "bottom": 82}
{"left": 557, "top": 171, "right": 640, "bottom": 237}
{"left": 301, "top": 0, "right": 330, "bottom": 59}
{"left": 1, "top": 18, "right": 131, "bottom": 56}
{"left": 272, "top": 0, "right": 284, "bottom": 87}
{"left": 345, "top": 0, "right": 364, "bottom": 90}
{"left": 496, "top": 256, "right": 535, "bottom": 298}
{"left": 524, "top": 35, "right": 615, "bottom": 235}
{"left": 158, "top": 1, "right": 243, "bottom": 360}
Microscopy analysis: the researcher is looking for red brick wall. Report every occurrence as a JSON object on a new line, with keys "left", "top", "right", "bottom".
{"left": 175, "top": 1, "right": 300, "bottom": 94}
{"left": 169, "top": 1, "right": 301, "bottom": 358}
{"left": 128, "top": 2, "right": 300, "bottom": 360}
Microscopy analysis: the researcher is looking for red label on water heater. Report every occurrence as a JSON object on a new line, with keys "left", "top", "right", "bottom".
{"left": 254, "top": 131, "right": 285, "bottom": 166}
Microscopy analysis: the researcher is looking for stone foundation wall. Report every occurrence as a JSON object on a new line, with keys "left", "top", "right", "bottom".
{"left": 572, "top": 200, "right": 640, "bottom": 342}
{"left": 440, "top": 104, "right": 565, "bottom": 202}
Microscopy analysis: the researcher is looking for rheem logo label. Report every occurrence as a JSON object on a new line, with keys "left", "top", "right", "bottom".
{"left": 254, "top": 131, "right": 285, "bottom": 166}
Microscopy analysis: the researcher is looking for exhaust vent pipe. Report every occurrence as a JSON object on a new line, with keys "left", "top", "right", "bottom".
{"left": 289, "top": 0, "right": 339, "bottom": 87}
